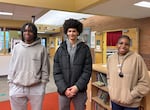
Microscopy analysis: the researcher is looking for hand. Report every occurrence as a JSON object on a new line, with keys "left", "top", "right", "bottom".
{"left": 65, "top": 85, "right": 79, "bottom": 98}
{"left": 65, "top": 88, "right": 74, "bottom": 98}
{"left": 69, "top": 85, "right": 79, "bottom": 95}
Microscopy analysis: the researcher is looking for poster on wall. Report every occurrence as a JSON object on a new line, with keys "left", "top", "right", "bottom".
{"left": 95, "top": 40, "right": 101, "bottom": 52}
{"left": 79, "top": 27, "right": 91, "bottom": 47}
{"left": 50, "top": 40, "right": 55, "bottom": 48}
{"left": 91, "top": 31, "right": 96, "bottom": 48}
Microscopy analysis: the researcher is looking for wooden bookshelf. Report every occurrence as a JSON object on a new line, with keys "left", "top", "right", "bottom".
{"left": 92, "top": 97, "right": 111, "bottom": 110}
{"left": 91, "top": 64, "right": 111, "bottom": 110}
{"left": 92, "top": 82, "right": 108, "bottom": 92}
{"left": 91, "top": 64, "right": 150, "bottom": 110}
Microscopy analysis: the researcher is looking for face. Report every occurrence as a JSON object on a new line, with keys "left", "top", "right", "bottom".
{"left": 67, "top": 28, "right": 79, "bottom": 41}
{"left": 117, "top": 38, "right": 130, "bottom": 56}
{"left": 23, "top": 25, "right": 35, "bottom": 44}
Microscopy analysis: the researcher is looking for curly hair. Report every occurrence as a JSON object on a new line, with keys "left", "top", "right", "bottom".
{"left": 21, "top": 22, "right": 37, "bottom": 41}
{"left": 63, "top": 18, "right": 83, "bottom": 35}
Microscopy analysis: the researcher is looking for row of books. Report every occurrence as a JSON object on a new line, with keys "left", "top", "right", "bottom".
{"left": 96, "top": 72, "right": 108, "bottom": 86}
{"left": 93, "top": 102, "right": 107, "bottom": 110}
{"left": 97, "top": 89, "right": 110, "bottom": 105}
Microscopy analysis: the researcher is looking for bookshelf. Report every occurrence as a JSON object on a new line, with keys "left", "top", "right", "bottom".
{"left": 91, "top": 64, "right": 150, "bottom": 110}
{"left": 91, "top": 64, "right": 111, "bottom": 110}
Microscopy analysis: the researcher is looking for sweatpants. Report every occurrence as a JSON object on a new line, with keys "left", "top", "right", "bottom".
{"left": 9, "top": 83, "right": 46, "bottom": 110}
{"left": 59, "top": 91, "right": 87, "bottom": 110}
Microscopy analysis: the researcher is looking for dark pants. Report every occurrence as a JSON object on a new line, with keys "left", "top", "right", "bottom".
{"left": 59, "top": 92, "right": 87, "bottom": 110}
{"left": 111, "top": 101, "right": 139, "bottom": 110}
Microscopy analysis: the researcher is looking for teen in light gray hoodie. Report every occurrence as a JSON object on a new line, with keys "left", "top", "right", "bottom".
{"left": 8, "top": 23, "right": 50, "bottom": 110}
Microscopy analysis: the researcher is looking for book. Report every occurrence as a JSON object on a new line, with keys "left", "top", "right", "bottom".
{"left": 100, "top": 91, "right": 110, "bottom": 105}
{"left": 99, "top": 73, "right": 108, "bottom": 86}
{"left": 94, "top": 81, "right": 105, "bottom": 87}
{"left": 97, "top": 73, "right": 103, "bottom": 82}
{"left": 97, "top": 89, "right": 103, "bottom": 98}
{"left": 102, "top": 92, "right": 109, "bottom": 105}
{"left": 94, "top": 102, "right": 106, "bottom": 110}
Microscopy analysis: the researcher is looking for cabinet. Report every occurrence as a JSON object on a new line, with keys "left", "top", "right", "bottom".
{"left": 91, "top": 64, "right": 111, "bottom": 110}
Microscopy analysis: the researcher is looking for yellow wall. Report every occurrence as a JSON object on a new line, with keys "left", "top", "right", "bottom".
{"left": 94, "top": 32, "right": 103, "bottom": 64}
{"left": 95, "top": 28, "right": 139, "bottom": 64}
{"left": 123, "top": 28, "right": 139, "bottom": 53}
{"left": 0, "top": 19, "right": 27, "bottom": 28}
{"left": 49, "top": 36, "right": 62, "bottom": 57}
{"left": 49, "top": 37, "right": 56, "bottom": 57}
{"left": 102, "top": 32, "right": 107, "bottom": 64}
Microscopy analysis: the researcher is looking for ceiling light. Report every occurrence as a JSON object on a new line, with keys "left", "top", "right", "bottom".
{"left": 134, "top": 1, "right": 150, "bottom": 8}
{"left": 35, "top": 10, "right": 93, "bottom": 26}
{"left": 0, "top": 12, "right": 13, "bottom": 16}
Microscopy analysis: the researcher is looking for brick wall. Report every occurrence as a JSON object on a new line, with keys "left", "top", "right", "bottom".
{"left": 83, "top": 16, "right": 150, "bottom": 69}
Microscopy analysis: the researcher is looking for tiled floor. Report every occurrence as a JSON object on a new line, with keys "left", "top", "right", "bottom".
{"left": 0, "top": 57, "right": 57, "bottom": 102}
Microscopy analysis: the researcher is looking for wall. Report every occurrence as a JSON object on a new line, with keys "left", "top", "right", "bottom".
{"left": 83, "top": 16, "right": 150, "bottom": 69}
{"left": 0, "top": 55, "right": 11, "bottom": 76}
{"left": 0, "top": 19, "right": 27, "bottom": 28}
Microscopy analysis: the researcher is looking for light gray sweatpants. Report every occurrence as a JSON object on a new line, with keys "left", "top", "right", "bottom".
{"left": 59, "top": 92, "right": 87, "bottom": 110}
{"left": 9, "top": 83, "right": 46, "bottom": 110}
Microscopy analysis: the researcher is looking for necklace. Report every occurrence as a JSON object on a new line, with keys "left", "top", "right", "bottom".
{"left": 117, "top": 55, "right": 125, "bottom": 78}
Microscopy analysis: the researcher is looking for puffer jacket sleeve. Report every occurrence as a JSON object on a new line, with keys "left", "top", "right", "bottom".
{"left": 131, "top": 55, "right": 150, "bottom": 98}
{"left": 53, "top": 48, "right": 68, "bottom": 94}
{"left": 75, "top": 46, "right": 92, "bottom": 91}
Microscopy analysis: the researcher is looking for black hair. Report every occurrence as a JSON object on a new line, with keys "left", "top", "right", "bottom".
{"left": 21, "top": 22, "right": 37, "bottom": 41}
{"left": 63, "top": 18, "right": 83, "bottom": 35}
{"left": 118, "top": 35, "right": 131, "bottom": 46}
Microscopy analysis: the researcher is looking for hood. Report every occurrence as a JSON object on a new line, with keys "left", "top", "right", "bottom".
{"left": 66, "top": 38, "right": 82, "bottom": 47}
{"left": 20, "top": 38, "right": 41, "bottom": 47}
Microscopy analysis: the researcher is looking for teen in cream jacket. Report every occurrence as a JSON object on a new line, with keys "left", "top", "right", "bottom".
{"left": 107, "top": 35, "right": 150, "bottom": 109}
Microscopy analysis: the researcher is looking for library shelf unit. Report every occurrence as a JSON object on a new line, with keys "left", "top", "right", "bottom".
{"left": 91, "top": 64, "right": 150, "bottom": 110}
{"left": 91, "top": 64, "right": 111, "bottom": 110}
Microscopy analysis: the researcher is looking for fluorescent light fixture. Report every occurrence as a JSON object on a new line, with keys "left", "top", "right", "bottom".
{"left": 35, "top": 10, "right": 93, "bottom": 26}
{"left": 134, "top": 1, "right": 150, "bottom": 8}
{"left": 0, "top": 11, "right": 13, "bottom": 15}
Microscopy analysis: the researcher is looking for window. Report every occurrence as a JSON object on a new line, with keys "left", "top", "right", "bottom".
{"left": 0, "top": 28, "right": 21, "bottom": 55}
{"left": 0, "top": 31, "right": 9, "bottom": 54}
{"left": 0, "top": 32, "right": 4, "bottom": 52}
{"left": 41, "top": 38, "right": 47, "bottom": 47}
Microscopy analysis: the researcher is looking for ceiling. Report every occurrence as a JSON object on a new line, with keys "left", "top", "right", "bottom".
{"left": 0, "top": 3, "right": 48, "bottom": 21}
{"left": 0, "top": 0, "right": 150, "bottom": 26}
{"left": 82, "top": 0, "right": 150, "bottom": 19}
